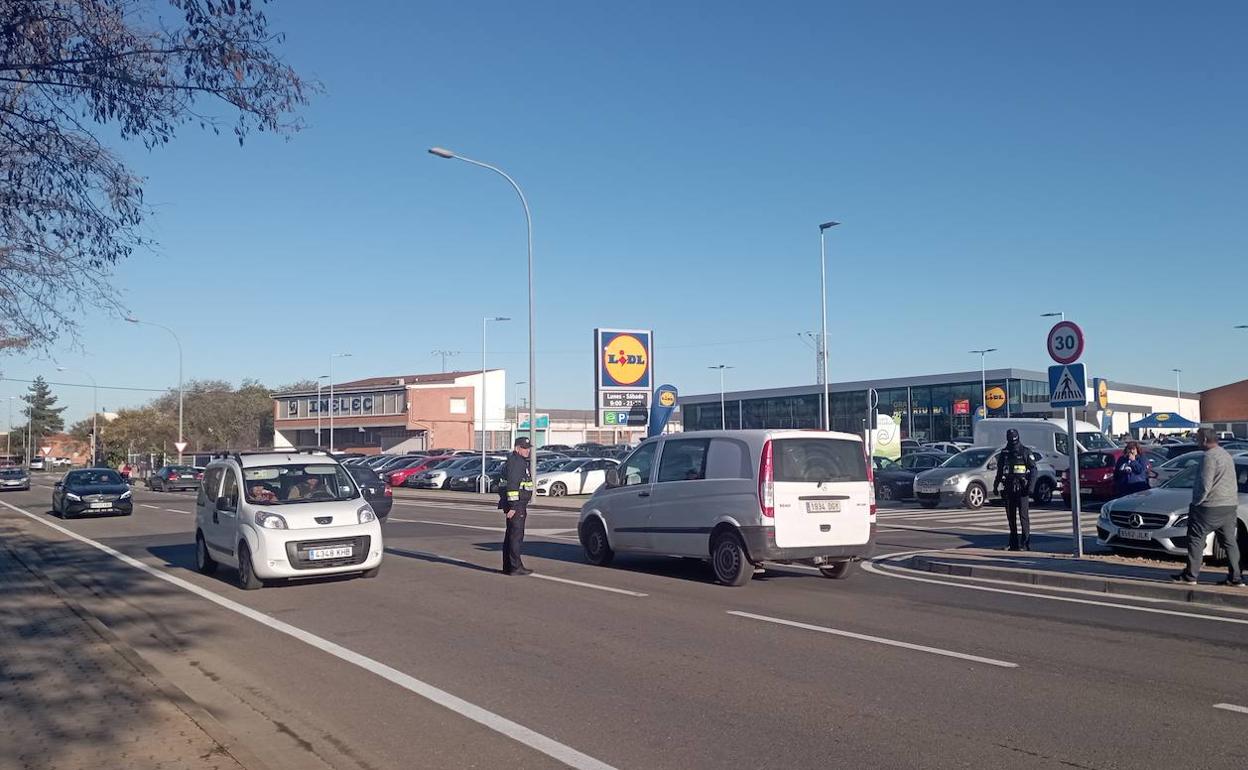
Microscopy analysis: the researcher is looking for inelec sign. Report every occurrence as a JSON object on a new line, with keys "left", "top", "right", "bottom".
{"left": 595, "top": 328, "right": 653, "bottom": 427}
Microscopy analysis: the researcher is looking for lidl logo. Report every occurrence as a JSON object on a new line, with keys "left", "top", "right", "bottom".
{"left": 985, "top": 386, "right": 1007, "bottom": 410}
{"left": 1097, "top": 379, "right": 1109, "bottom": 409}
{"left": 1156, "top": 413, "right": 1170, "bottom": 422}
{"left": 602, "top": 334, "right": 650, "bottom": 387}
{"left": 658, "top": 390, "right": 676, "bottom": 408}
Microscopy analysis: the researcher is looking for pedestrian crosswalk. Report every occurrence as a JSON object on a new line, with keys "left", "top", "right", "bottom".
{"left": 877, "top": 505, "right": 1097, "bottom": 535}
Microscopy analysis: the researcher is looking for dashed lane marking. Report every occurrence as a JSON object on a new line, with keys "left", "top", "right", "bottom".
{"left": 1214, "top": 703, "right": 1248, "bottom": 715}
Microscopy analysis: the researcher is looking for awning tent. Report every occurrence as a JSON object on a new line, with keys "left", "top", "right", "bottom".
{"left": 1129, "top": 412, "right": 1198, "bottom": 430}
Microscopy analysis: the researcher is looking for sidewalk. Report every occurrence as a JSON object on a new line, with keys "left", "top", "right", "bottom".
{"left": 900, "top": 542, "right": 1248, "bottom": 610}
{"left": 0, "top": 537, "right": 260, "bottom": 770}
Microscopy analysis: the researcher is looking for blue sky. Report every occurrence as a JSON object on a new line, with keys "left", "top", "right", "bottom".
{"left": 4, "top": 0, "right": 1247, "bottom": 425}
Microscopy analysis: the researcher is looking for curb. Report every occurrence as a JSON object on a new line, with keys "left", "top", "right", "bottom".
{"left": 906, "top": 554, "right": 1248, "bottom": 610}
{"left": 1, "top": 537, "right": 273, "bottom": 770}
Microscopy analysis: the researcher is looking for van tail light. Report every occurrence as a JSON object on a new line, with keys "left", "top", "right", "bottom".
{"left": 759, "top": 439, "right": 774, "bottom": 518}
{"left": 384, "top": 484, "right": 393, "bottom": 497}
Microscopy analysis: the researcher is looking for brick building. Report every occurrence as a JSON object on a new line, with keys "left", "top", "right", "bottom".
{"left": 1200, "top": 377, "right": 1248, "bottom": 438}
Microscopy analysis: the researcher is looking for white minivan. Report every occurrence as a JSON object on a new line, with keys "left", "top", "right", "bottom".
{"left": 578, "top": 430, "right": 876, "bottom": 586}
{"left": 973, "top": 418, "right": 1116, "bottom": 473}
{"left": 194, "top": 450, "right": 384, "bottom": 590}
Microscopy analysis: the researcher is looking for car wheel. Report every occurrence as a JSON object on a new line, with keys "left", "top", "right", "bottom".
{"left": 549, "top": 482, "right": 567, "bottom": 497}
{"left": 710, "top": 530, "right": 753, "bottom": 586}
{"left": 878, "top": 485, "right": 895, "bottom": 502}
{"left": 919, "top": 499, "right": 939, "bottom": 509}
{"left": 963, "top": 482, "right": 987, "bottom": 509}
{"left": 1032, "top": 478, "right": 1054, "bottom": 505}
{"left": 360, "top": 566, "right": 381, "bottom": 579}
{"left": 236, "top": 542, "right": 263, "bottom": 590}
{"left": 819, "top": 560, "right": 855, "bottom": 579}
{"left": 580, "top": 519, "right": 614, "bottom": 567}
{"left": 195, "top": 531, "right": 218, "bottom": 576}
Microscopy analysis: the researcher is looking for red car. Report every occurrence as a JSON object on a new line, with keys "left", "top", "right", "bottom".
{"left": 1059, "top": 448, "right": 1162, "bottom": 503}
{"left": 386, "top": 455, "right": 452, "bottom": 486}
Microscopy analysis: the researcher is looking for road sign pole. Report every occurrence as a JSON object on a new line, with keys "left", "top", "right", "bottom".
{"left": 1066, "top": 406, "right": 1083, "bottom": 558}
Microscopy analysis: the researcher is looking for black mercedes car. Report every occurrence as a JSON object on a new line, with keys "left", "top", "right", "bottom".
{"left": 874, "top": 452, "right": 949, "bottom": 501}
{"left": 343, "top": 465, "right": 392, "bottom": 520}
{"left": 52, "top": 469, "right": 133, "bottom": 517}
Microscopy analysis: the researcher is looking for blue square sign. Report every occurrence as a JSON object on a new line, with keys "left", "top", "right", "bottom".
{"left": 1049, "top": 363, "right": 1087, "bottom": 408}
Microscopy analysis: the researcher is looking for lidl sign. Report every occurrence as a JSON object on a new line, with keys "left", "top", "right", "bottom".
{"left": 595, "top": 328, "right": 652, "bottom": 427}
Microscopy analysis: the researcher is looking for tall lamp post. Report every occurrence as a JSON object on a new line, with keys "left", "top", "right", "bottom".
{"left": 316, "top": 374, "right": 329, "bottom": 445}
{"left": 328, "top": 353, "right": 352, "bottom": 453}
{"left": 57, "top": 367, "right": 98, "bottom": 464}
{"left": 1041, "top": 311, "right": 1065, "bottom": 322}
{"left": 709, "top": 365, "right": 734, "bottom": 430}
{"left": 481, "top": 316, "right": 511, "bottom": 492}
{"left": 127, "top": 316, "right": 184, "bottom": 462}
{"left": 818, "top": 221, "right": 839, "bottom": 431}
{"left": 6, "top": 396, "right": 14, "bottom": 458}
{"left": 430, "top": 146, "right": 538, "bottom": 483}
{"left": 969, "top": 348, "right": 997, "bottom": 423}
{"left": 1170, "top": 368, "right": 1182, "bottom": 414}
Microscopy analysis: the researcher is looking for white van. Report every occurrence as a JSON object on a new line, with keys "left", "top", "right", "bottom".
{"left": 973, "top": 418, "right": 1116, "bottom": 473}
{"left": 194, "top": 450, "right": 384, "bottom": 590}
{"left": 577, "top": 430, "right": 876, "bottom": 586}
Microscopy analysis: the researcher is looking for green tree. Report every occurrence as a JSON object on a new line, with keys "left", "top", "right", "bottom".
{"left": 22, "top": 375, "right": 66, "bottom": 433}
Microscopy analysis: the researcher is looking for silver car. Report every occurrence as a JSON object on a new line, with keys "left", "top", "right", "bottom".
{"left": 1151, "top": 450, "right": 1248, "bottom": 487}
{"left": 1098, "top": 458, "right": 1248, "bottom": 561}
{"left": 913, "top": 446, "right": 1058, "bottom": 510}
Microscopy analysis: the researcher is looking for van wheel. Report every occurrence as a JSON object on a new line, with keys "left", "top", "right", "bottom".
{"left": 819, "top": 560, "right": 854, "bottom": 579}
{"left": 581, "top": 519, "right": 614, "bottom": 566}
{"left": 236, "top": 542, "right": 263, "bottom": 590}
{"left": 195, "top": 531, "right": 218, "bottom": 576}
{"left": 549, "top": 482, "right": 567, "bottom": 497}
{"left": 963, "top": 483, "right": 987, "bottom": 509}
{"left": 1032, "top": 479, "right": 1054, "bottom": 505}
{"left": 710, "top": 531, "right": 753, "bottom": 586}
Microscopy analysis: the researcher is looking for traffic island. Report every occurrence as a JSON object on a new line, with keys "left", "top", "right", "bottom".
{"left": 901, "top": 548, "right": 1248, "bottom": 610}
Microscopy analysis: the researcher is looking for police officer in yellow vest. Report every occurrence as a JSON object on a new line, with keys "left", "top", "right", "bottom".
{"left": 498, "top": 436, "right": 535, "bottom": 575}
{"left": 993, "top": 428, "right": 1036, "bottom": 551}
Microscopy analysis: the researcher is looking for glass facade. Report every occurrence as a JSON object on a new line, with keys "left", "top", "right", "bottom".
{"left": 683, "top": 378, "right": 1054, "bottom": 441}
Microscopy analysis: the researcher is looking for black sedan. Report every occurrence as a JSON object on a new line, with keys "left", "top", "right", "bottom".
{"left": 53, "top": 469, "right": 133, "bottom": 518}
{"left": 344, "top": 465, "right": 392, "bottom": 519}
{"left": 148, "top": 465, "right": 202, "bottom": 492}
{"left": 874, "top": 452, "right": 949, "bottom": 501}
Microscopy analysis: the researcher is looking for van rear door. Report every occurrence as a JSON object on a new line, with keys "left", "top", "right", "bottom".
{"left": 769, "top": 437, "right": 871, "bottom": 549}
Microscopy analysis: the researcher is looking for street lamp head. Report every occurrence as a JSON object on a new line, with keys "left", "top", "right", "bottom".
{"left": 428, "top": 147, "right": 455, "bottom": 159}
{"left": 1040, "top": 312, "right": 1062, "bottom": 318}
{"left": 1236, "top": 325, "right": 1248, "bottom": 329}
{"left": 125, "top": 315, "right": 140, "bottom": 324}
{"left": 489, "top": 316, "right": 511, "bottom": 322}
{"left": 1171, "top": 368, "right": 1182, "bottom": 373}
{"left": 819, "top": 221, "right": 840, "bottom": 231}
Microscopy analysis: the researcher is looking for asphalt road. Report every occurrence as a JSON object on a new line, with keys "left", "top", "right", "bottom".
{"left": 2, "top": 477, "right": 1247, "bottom": 770}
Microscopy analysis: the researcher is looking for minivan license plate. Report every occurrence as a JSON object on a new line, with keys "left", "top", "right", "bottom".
{"left": 307, "top": 546, "right": 353, "bottom": 560}
{"left": 806, "top": 501, "right": 841, "bottom": 513}
{"left": 1117, "top": 529, "right": 1152, "bottom": 541}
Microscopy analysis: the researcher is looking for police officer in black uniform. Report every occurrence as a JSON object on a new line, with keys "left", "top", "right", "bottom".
{"left": 993, "top": 428, "right": 1036, "bottom": 551}
{"left": 498, "top": 436, "right": 535, "bottom": 575}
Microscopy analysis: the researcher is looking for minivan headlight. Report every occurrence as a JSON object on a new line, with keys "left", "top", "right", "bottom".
{"left": 357, "top": 506, "right": 377, "bottom": 524}
{"left": 255, "top": 511, "right": 288, "bottom": 529}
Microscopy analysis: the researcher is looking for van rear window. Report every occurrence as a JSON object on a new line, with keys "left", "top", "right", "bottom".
{"left": 772, "top": 439, "right": 866, "bottom": 483}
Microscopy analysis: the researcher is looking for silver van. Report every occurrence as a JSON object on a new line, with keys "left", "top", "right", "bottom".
{"left": 577, "top": 430, "right": 876, "bottom": 586}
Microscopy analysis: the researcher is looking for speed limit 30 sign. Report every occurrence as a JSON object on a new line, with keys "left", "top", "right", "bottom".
{"left": 1047, "top": 321, "right": 1084, "bottom": 365}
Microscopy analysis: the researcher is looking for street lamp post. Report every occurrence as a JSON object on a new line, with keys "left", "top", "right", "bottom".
{"left": 1041, "top": 311, "right": 1065, "bottom": 322}
{"left": 818, "top": 221, "right": 839, "bottom": 431}
{"left": 6, "top": 396, "right": 14, "bottom": 458}
{"left": 481, "top": 316, "right": 511, "bottom": 492}
{"left": 316, "top": 375, "right": 329, "bottom": 445}
{"left": 1171, "top": 368, "right": 1182, "bottom": 414}
{"left": 708, "top": 365, "right": 734, "bottom": 430}
{"left": 328, "top": 353, "right": 352, "bottom": 453}
{"left": 430, "top": 146, "right": 538, "bottom": 484}
{"left": 127, "top": 317, "right": 184, "bottom": 462}
{"left": 969, "top": 348, "right": 998, "bottom": 422}
{"left": 57, "top": 367, "right": 98, "bottom": 464}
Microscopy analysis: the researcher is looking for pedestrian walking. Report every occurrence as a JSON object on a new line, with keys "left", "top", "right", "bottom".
{"left": 993, "top": 428, "right": 1036, "bottom": 551}
{"left": 1113, "top": 441, "right": 1150, "bottom": 497}
{"left": 498, "top": 436, "right": 535, "bottom": 575}
{"left": 1172, "top": 428, "right": 1243, "bottom": 586}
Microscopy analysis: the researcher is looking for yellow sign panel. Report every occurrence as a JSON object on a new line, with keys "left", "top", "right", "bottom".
{"left": 985, "top": 386, "right": 1007, "bottom": 410}
{"left": 1097, "top": 379, "right": 1109, "bottom": 409}
{"left": 601, "top": 333, "right": 650, "bottom": 386}
{"left": 658, "top": 390, "right": 676, "bottom": 408}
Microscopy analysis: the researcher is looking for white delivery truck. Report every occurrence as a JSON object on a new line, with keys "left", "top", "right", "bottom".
{"left": 973, "top": 418, "right": 1116, "bottom": 473}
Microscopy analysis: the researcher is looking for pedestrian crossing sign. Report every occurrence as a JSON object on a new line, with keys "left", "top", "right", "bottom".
{"left": 1048, "top": 363, "right": 1087, "bottom": 408}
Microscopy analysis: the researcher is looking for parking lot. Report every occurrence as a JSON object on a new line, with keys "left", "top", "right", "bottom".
{"left": 2, "top": 473, "right": 1247, "bottom": 770}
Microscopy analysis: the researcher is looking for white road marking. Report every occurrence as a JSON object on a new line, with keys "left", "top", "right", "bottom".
{"left": 727, "top": 610, "right": 1018, "bottom": 669}
{"left": 1214, "top": 703, "right": 1248, "bottom": 715}
{"left": 164, "top": 508, "right": 190, "bottom": 514}
{"left": 392, "top": 518, "right": 579, "bottom": 541}
{"left": 862, "top": 551, "right": 1248, "bottom": 626}
{"left": 141, "top": 504, "right": 162, "bottom": 509}
{"left": 0, "top": 499, "right": 617, "bottom": 770}
{"left": 532, "top": 574, "right": 647, "bottom": 597}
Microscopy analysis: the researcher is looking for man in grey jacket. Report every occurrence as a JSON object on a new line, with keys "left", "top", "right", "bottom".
{"left": 1172, "top": 428, "right": 1243, "bottom": 586}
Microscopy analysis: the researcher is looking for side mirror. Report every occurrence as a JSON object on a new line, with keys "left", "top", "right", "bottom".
{"left": 53, "top": 481, "right": 63, "bottom": 489}
{"left": 604, "top": 469, "right": 621, "bottom": 489}
{"left": 216, "top": 495, "right": 230, "bottom": 510}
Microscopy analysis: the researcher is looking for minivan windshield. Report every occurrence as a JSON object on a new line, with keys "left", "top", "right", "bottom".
{"left": 1077, "top": 431, "right": 1116, "bottom": 450}
{"left": 942, "top": 448, "right": 995, "bottom": 469}
{"left": 242, "top": 463, "right": 359, "bottom": 504}
{"left": 772, "top": 438, "right": 867, "bottom": 483}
